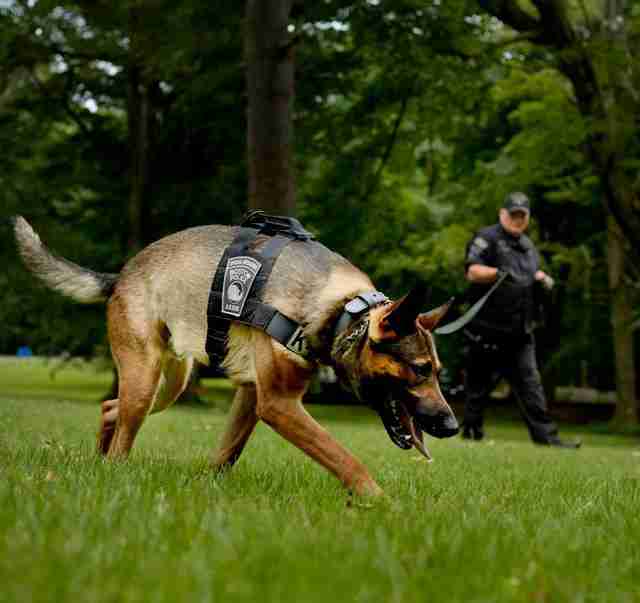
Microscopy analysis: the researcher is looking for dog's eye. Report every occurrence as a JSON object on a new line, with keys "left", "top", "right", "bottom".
{"left": 412, "top": 362, "right": 432, "bottom": 380}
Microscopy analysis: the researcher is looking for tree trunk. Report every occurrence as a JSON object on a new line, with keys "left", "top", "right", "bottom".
{"left": 607, "top": 218, "right": 637, "bottom": 426}
{"left": 245, "top": 0, "right": 296, "bottom": 215}
{"left": 127, "top": 4, "right": 152, "bottom": 253}
{"left": 105, "top": 4, "right": 154, "bottom": 401}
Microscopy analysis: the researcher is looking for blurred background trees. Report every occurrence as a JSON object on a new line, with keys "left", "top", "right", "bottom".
{"left": 1, "top": 0, "right": 638, "bottom": 423}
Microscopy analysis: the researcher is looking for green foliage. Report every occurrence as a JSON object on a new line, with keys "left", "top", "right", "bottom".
{"left": 491, "top": 68, "right": 590, "bottom": 202}
{"left": 1, "top": 1, "right": 246, "bottom": 355}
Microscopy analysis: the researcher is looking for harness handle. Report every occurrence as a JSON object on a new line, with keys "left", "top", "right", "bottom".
{"left": 241, "top": 210, "right": 315, "bottom": 241}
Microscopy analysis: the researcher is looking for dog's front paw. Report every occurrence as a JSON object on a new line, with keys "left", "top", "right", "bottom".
{"left": 346, "top": 478, "right": 386, "bottom": 508}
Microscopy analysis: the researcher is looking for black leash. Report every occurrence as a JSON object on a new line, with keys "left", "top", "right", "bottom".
{"left": 434, "top": 270, "right": 508, "bottom": 335}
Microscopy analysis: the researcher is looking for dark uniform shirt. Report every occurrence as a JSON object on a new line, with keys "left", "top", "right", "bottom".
{"left": 465, "top": 223, "right": 540, "bottom": 336}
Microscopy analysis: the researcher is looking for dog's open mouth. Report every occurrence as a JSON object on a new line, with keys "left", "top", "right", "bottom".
{"left": 377, "top": 398, "right": 433, "bottom": 461}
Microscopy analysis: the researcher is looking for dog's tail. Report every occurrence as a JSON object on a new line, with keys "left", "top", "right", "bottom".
{"left": 12, "top": 216, "right": 118, "bottom": 303}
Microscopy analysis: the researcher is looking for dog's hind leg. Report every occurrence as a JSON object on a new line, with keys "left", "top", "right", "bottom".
{"left": 106, "top": 347, "right": 163, "bottom": 458}
{"left": 212, "top": 385, "right": 258, "bottom": 472}
{"left": 253, "top": 334, "right": 383, "bottom": 497}
{"left": 98, "top": 354, "right": 193, "bottom": 456}
{"left": 103, "top": 294, "right": 165, "bottom": 458}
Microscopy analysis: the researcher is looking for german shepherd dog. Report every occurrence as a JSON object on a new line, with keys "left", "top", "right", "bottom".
{"left": 13, "top": 216, "right": 458, "bottom": 497}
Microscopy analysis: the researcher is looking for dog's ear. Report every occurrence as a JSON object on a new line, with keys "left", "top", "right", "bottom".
{"left": 371, "top": 286, "right": 429, "bottom": 340}
{"left": 417, "top": 299, "right": 453, "bottom": 332}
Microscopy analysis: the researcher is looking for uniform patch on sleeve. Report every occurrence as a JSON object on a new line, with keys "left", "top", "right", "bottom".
{"left": 468, "top": 236, "right": 490, "bottom": 260}
{"left": 473, "top": 237, "right": 489, "bottom": 250}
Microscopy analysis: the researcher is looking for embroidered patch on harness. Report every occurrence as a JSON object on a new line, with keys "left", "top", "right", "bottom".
{"left": 221, "top": 256, "right": 262, "bottom": 317}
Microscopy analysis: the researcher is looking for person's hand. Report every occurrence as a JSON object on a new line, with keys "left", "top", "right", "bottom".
{"left": 535, "top": 270, "right": 554, "bottom": 291}
{"left": 497, "top": 269, "right": 523, "bottom": 285}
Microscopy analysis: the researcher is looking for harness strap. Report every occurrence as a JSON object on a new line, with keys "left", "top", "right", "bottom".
{"left": 207, "top": 291, "right": 310, "bottom": 355}
{"left": 207, "top": 228, "right": 260, "bottom": 364}
{"left": 264, "top": 311, "right": 309, "bottom": 357}
{"left": 206, "top": 214, "right": 315, "bottom": 366}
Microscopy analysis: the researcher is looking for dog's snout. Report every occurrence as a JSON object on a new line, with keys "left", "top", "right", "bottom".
{"left": 415, "top": 407, "right": 459, "bottom": 439}
{"left": 440, "top": 413, "right": 459, "bottom": 436}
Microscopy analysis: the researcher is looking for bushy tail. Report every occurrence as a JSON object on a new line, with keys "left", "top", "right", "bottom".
{"left": 13, "top": 216, "right": 118, "bottom": 303}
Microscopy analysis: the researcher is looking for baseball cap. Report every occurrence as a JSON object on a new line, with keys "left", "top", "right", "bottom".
{"left": 503, "top": 192, "right": 530, "bottom": 214}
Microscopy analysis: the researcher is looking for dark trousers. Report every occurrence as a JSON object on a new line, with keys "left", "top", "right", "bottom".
{"left": 463, "top": 330, "right": 558, "bottom": 442}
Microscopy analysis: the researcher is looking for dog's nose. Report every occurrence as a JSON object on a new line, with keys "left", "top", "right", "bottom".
{"left": 415, "top": 409, "right": 459, "bottom": 439}
{"left": 439, "top": 413, "right": 459, "bottom": 437}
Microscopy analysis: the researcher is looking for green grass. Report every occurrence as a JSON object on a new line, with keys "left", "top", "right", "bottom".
{"left": 1, "top": 359, "right": 640, "bottom": 603}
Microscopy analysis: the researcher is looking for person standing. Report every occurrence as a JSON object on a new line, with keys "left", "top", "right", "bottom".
{"left": 461, "top": 192, "right": 581, "bottom": 448}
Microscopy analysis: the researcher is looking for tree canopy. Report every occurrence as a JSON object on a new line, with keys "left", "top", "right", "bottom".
{"left": 1, "top": 0, "right": 638, "bottom": 421}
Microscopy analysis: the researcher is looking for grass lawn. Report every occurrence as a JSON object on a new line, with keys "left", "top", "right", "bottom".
{"left": 1, "top": 358, "right": 639, "bottom": 603}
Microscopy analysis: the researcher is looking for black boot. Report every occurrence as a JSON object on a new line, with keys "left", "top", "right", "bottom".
{"left": 462, "top": 424, "right": 484, "bottom": 441}
{"left": 538, "top": 436, "right": 581, "bottom": 449}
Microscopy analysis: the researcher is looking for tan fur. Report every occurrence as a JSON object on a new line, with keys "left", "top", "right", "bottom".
{"left": 361, "top": 343, "right": 415, "bottom": 382}
{"left": 368, "top": 303, "right": 400, "bottom": 342}
{"left": 13, "top": 216, "right": 117, "bottom": 302}
{"left": 222, "top": 324, "right": 259, "bottom": 383}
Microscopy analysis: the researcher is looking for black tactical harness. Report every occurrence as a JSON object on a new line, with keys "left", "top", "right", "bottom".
{"left": 205, "top": 212, "right": 493, "bottom": 369}
{"left": 206, "top": 212, "right": 316, "bottom": 366}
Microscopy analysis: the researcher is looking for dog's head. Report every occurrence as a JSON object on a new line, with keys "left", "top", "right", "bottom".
{"left": 332, "top": 289, "right": 459, "bottom": 460}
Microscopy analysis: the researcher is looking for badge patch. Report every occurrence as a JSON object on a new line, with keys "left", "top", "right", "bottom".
{"left": 473, "top": 237, "right": 489, "bottom": 250}
{"left": 221, "top": 256, "right": 262, "bottom": 317}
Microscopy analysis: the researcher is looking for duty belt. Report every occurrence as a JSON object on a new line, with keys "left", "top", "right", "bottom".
{"left": 206, "top": 211, "right": 315, "bottom": 366}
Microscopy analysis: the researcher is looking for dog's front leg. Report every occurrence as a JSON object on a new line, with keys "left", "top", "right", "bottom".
{"left": 260, "top": 397, "right": 384, "bottom": 497}
{"left": 212, "top": 384, "right": 259, "bottom": 472}
{"left": 254, "top": 334, "right": 383, "bottom": 497}
{"left": 98, "top": 398, "right": 119, "bottom": 454}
